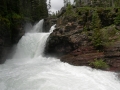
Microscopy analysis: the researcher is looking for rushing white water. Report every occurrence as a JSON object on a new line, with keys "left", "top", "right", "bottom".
{"left": 49, "top": 24, "right": 56, "bottom": 32}
{"left": 0, "top": 20, "right": 120, "bottom": 90}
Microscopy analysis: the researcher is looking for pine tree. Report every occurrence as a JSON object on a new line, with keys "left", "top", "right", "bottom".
{"left": 92, "top": 11, "right": 103, "bottom": 49}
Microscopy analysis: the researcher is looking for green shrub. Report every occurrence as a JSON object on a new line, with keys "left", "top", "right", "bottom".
{"left": 64, "top": 3, "right": 77, "bottom": 18}
{"left": 92, "top": 11, "right": 101, "bottom": 29}
{"left": 0, "top": 16, "right": 11, "bottom": 38}
{"left": 100, "top": 25, "right": 119, "bottom": 47}
{"left": 91, "top": 11, "right": 104, "bottom": 49}
{"left": 6, "top": 12, "right": 22, "bottom": 20}
{"left": 12, "top": 12, "right": 22, "bottom": 19}
{"left": 90, "top": 59, "right": 109, "bottom": 69}
{"left": 0, "top": 16, "right": 10, "bottom": 28}
{"left": 92, "top": 28, "right": 103, "bottom": 49}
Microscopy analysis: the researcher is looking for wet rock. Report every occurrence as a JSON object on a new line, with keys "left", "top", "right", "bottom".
{"left": 61, "top": 46, "right": 104, "bottom": 66}
{"left": 44, "top": 22, "right": 86, "bottom": 57}
{"left": 44, "top": 18, "right": 57, "bottom": 32}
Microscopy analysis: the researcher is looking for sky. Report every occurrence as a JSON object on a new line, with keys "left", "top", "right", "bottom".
{"left": 47, "top": 0, "right": 74, "bottom": 13}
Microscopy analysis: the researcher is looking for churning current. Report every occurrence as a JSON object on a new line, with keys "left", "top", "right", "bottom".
{"left": 0, "top": 20, "right": 120, "bottom": 90}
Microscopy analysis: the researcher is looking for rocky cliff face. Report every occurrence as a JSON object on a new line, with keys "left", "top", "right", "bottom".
{"left": 0, "top": 18, "right": 11, "bottom": 63}
{"left": 45, "top": 7, "right": 120, "bottom": 72}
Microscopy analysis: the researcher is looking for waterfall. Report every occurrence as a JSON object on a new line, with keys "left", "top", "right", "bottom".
{"left": 49, "top": 24, "right": 56, "bottom": 32}
{"left": 0, "top": 20, "right": 120, "bottom": 90}
{"left": 32, "top": 19, "right": 44, "bottom": 32}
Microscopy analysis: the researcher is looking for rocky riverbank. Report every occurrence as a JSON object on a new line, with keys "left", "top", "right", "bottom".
{"left": 45, "top": 7, "right": 120, "bottom": 72}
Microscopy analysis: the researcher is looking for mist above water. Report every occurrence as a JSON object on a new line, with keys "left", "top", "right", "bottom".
{"left": 0, "top": 20, "right": 120, "bottom": 90}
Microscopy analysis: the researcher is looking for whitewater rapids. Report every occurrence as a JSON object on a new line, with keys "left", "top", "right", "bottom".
{"left": 0, "top": 20, "right": 120, "bottom": 90}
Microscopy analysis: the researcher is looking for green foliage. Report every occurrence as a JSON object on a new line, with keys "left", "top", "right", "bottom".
{"left": 92, "top": 29, "right": 103, "bottom": 49}
{"left": 11, "top": 12, "right": 22, "bottom": 20}
{"left": 76, "top": 7, "right": 119, "bottom": 49}
{"left": 0, "top": 0, "right": 48, "bottom": 22}
{"left": 64, "top": 2, "right": 77, "bottom": 17}
{"left": 114, "top": 12, "right": 120, "bottom": 25}
{"left": 100, "top": 25, "right": 119, "bottom": 46}
{"left": 65, "top": 3, "right": 73, "bottom": 15}
{"left": 101, "top": 25, "right": 117, "bottom": 37}
{"left": 0, "top": 0, "right": 49, "bottom": 45}
{"left": 90, "top": 59, "right": 109, "bottom": 69}
{"left": 31, "top": 0, "right": 48, "bottom": 21}
{"left": 92, "top": 11, "right": 101, "bottom": 29}
{"left": 5, "top": 12, "right": 23, "bottom": 27}
{"left": 114, "top": 0, "right": 120, "bottom": 7}
{"left": 77, "top": 7, "right": 92, "bottom": 13}
{"left": 0, "top": 16, "right": 11, "bottom": 38}
{"left": 0, "top": 16, "right": 10, "bottom": 28}
{"left": 64, "top": 3, "right": 77, "bottom": 22}
{"left": 89, "top": 0, "right": 120, "bottom": 7}
{"left": 97, "top": 7, "right": 116, "bottom": 27}
{"left": 91, "top": 11, "right": 103, "bottom": 49}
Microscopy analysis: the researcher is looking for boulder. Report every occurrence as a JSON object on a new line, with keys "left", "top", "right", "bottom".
{"left": 44, "top": 22, "right": 86, "bottom": 57}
